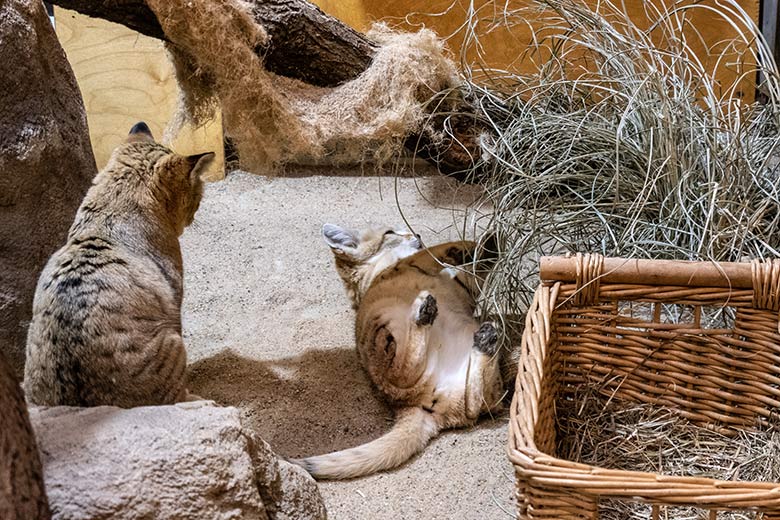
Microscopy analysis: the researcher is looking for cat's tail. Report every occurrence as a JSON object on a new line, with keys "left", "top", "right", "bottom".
{"left": 291, "top": 407, "right": 439, "bottom": 480}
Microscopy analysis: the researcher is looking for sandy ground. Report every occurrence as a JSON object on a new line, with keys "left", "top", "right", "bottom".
{"left": 180, "top": 168, "right": 516, "bottom": 520}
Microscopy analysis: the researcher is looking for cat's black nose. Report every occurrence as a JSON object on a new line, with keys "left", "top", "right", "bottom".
{"left": 129, "top": 121, "right": 152, "bottom": 137}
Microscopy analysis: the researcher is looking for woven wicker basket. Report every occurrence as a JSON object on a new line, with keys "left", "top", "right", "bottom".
{"left": 509, "top": 253, "right": 780, "bottom": 519}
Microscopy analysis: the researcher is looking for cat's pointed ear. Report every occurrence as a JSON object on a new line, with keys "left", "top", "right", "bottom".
{"left": 186, "top": 152, "right": 215, "bottom": 181}
{"left": 322, "top": 224, "right": 358, "bottom": 251}
{"left": 126, "top": 121, "right": 154, "bottom": 143}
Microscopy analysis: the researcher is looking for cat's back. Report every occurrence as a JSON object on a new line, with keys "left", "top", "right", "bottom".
{"left": 24, "top": 231, "right": 183, "bottom": 406}
{"left": 32, "top": 230, "right": 179, "bottom": 326}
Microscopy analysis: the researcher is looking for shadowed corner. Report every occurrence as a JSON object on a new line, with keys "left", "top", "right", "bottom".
{"left": 186, "top": 347, "right": 392, "bottom": 458}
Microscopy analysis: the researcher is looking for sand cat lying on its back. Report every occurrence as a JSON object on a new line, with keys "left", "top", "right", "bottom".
{"left": 294, "top": 224, "right": 504, "bottom": 479}
{"left": 24, "top": 122, "right": 214, "bottom": 407}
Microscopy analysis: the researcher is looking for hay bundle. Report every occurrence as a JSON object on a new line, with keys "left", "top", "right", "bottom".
{"left": 558, "top": 383, "right": 780, "bottom": 519}
{"left": 464, "top": 0, "right": 780, "bottom": 324}
{"left": 145, "top": 0, "right": 460, "bottom": 171}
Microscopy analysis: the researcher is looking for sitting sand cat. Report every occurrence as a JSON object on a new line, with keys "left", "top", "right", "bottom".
{"left": 24, "top": 122, "right": 214, "bottom": 407}
{"left": 294, "top": 224, "right": 504, "bottom": 479}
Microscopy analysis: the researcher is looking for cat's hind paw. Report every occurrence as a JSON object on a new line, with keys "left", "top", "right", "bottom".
{"left": 473, "top": 322, "right": 499, "bottom": 356}
{"left": 414, "top": 292, "right": 438, "bottom": 326}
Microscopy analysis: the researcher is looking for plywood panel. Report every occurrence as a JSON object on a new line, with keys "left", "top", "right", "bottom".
{"left": 313, "top": 0, "right": 761, "bottom": 101}
{"left": 54, "top": 8, "right": 224, "bottom": 180}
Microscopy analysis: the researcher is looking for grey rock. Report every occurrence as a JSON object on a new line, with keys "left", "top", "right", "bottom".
{"left": 0, "top": 350, "right": 50, "bottom": 519}
{"left": 251, "top": 437, "right": 328, "bottom": 520}
{"left": 0, "top": 0, "right": 96, "bottom": 375}
{"left": 29, "top": 402, "right": 326, "bottom": 520}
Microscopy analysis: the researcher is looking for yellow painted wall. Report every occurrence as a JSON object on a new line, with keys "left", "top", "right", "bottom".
{"left": 54, "top": 8, "right": 224, "bottom": 180}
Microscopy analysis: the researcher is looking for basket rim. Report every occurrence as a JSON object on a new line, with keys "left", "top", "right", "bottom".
{"left": 539, "top": 255, "right": 759, "bottom": 289}
{"left": 509, "top": 255, "right": 780, "bottom": 511}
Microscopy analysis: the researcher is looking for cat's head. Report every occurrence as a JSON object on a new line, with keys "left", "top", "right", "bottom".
{"left": 100, "top": 122, "right": 215, "bottom": 234}
{"left": 322, "top": 224, "right": 423, "bottom": 308}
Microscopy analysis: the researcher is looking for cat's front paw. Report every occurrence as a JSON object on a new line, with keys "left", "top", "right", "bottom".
{"left": 415, "top": 292, "right": 438, "bottom": 326}
{"left": 473, "top": 322, "right": 499, "bottom": 356}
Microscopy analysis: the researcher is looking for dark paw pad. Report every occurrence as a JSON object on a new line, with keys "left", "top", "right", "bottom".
{"left": 416, "top": 294, "right": 438, "bottom": 326}
{"left": 473, "top": 322, "right": 499, "bottom": 355}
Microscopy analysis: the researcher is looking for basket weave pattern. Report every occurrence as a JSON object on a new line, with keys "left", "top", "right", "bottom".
{"left": 509, "top": 254, "right": 780, "bottom": 519}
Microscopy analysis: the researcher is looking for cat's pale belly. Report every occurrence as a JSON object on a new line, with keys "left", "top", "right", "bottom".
{"left": 378, "top": 297, "right": 478, "bottom": 400}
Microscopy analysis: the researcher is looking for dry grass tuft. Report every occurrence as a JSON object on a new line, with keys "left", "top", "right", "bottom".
{"left": 452, "top": 0, "right": 780, "bottom": 329}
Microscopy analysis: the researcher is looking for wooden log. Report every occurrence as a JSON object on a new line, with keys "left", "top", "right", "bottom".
{"left": 48, "top": 0, "right": 484, "bottom": 177}
{"left": 245, "top": 0, "right": 376, "bottom": 87}
{"left": 49, "top": 0, "right": 166, "bottom": 39}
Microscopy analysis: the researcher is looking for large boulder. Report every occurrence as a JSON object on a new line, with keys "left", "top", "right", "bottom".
{"left": 0, "top": 350, "right": 50, "bottom": 519}
{"left": 0, "top": 0, "right": 96, "bottom": 374}
{"left": 29, "top": 402, "right": 326, "bottom": 520}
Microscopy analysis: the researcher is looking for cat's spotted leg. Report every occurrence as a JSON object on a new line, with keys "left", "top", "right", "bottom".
{"left": 464, "top": 322, "right": 502, "bottom": 419}
{"left": 391, "top": 291, "right": 437, "bottom": 388}
{"left": 414, "top": 292, "right": 438, "bottom": 326}
{"left": 472, "top": 322, "right": 499, "bottom": 356}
